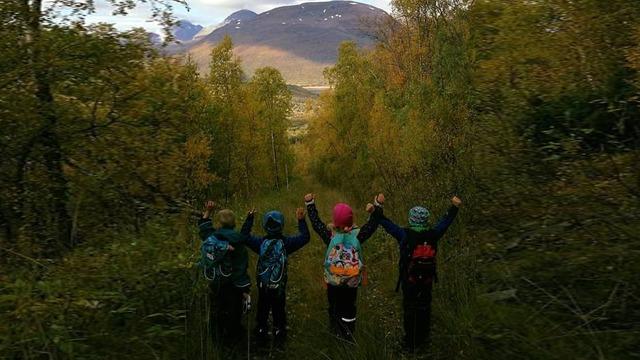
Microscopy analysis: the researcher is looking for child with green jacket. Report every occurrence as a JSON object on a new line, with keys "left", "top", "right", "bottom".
{"left": 198, "top": 201, "right": 251, "bottom": 344}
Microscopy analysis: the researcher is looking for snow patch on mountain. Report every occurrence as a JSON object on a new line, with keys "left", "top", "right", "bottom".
{"left": 194, "top": 9, "right": 257, "bottom": 40}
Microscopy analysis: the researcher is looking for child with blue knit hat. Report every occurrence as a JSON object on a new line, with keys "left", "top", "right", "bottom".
{"left": 241, "top": 207, "right": 310, "bottom": 346}
{"left": 370, "top": 194, "right": 462, "bottom": 352}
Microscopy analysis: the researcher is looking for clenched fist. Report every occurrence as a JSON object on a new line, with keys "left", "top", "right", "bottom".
{"left": 203, "top": 200, "right": 218, "bottom": 218}
{"left": 205, "top": 201, "right": 217, "bottom": 210}
{"left": 366, "top": 203, "right": 375, "bottom": 213}
{"left": 451, "top": 196, "right": 462, "bottom": 207}
{"left": 296, "top": 207, "right": 306, "bottom": 220}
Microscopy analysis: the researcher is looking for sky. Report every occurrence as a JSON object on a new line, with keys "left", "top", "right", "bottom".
{"left": 81, "top": 0, "right": 393, "bottom": 34}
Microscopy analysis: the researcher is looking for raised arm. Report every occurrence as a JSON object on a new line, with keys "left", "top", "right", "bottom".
{"left": 198, "top": 200, "right": 217, "bottom": 240}
{"left": 240, "top": 209, "right": 263, "bottom": 253}
{"left": 433, "top": 196, "right": 462, "bottom": 237}
{"left": 368, "top": 193, "right": 406, "bottom": 244}
{"left": 284, "top": 208, "right": 311, "bottom": 254}
{"left": 304, "top": 193, "right": 332, "bottom": 245}
{"left": 357, "top": 205, "right": 381, "bottom": 244}
{"left": 379, "top": 216, "right": 406, "bottom": 244}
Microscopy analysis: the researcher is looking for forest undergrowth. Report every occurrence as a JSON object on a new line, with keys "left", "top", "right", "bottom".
{"left": 2, "top": 0, "right": 640, "bottom": 359}
{"left": 3, "top": 161, "right": 639, "bottom": 360}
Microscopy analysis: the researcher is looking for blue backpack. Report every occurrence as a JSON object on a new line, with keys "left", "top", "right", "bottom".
{"left": 257, "top": 238, "right": 287, "bottom": 289}
{"left": 200, "top": 234, "right": 232, "bottom": 282}
{"left": 324, "top": 229, "right": 363, "bottom": 288}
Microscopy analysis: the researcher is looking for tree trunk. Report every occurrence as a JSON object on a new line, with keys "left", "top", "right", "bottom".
{"left": 285, "top": 162, "right": 289, "bottom": 191}
{"left": 0, "top": 206, "right": 13, "bottom": 242}
{"left": 42, "top": 128, "right": 72, "bottom": 250}
{"left": 224, "top": 149, "right": 231, "bottom": 203}
{"left": 28, "top": 0, "right": 73, "bottom": 251}
{"left": 271, "top": 131, "right": 280, "bottom": 190}
{"left": 244, "top": 154, "right": 251, "bottom": 199}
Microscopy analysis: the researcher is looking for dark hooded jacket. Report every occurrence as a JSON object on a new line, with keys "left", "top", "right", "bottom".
{"left": 375, "top": 205, "right": 458, "bottom": 289}
{"left": 198, "top": 218, "right": 251, "bottom": 291}
{"left": 240, "top": 212, "right": 310, "bottom": 287}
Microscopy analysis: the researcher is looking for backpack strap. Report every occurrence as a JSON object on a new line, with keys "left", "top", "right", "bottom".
{"left": 261, "top": 238, "right": 279, "bottom": 257}
{"left": 396, "top": 229, "right": 419, "bottom": 292}
{"left": 213, "top": 232, "right": 229, "bottom": 243}
{"left": 203, "top": 265, "right": 215, "bottom": 281}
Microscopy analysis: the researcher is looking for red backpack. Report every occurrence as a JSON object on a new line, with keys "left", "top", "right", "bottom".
{"left": 406, "top": 242, "right": 436, "bottom": 285}
{"left": 396, "top": 229, "right": 438, "bottom": 291}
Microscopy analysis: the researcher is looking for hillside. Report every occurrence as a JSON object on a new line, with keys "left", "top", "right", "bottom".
{"left": 288, "top": 84, "right": 318, "bottom": 139}
{"left": 193, "top": 10, "right": 257, "bottom": 40}
{"left": 172, "top": 20, "right": 203, "bottom": 42}
{"left": 171, "top": 1, "right": 388, "bottom": 85}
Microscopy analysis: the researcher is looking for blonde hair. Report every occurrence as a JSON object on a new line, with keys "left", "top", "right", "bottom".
{"left": 216, "top": 209, "right": 236, "bottom": 229}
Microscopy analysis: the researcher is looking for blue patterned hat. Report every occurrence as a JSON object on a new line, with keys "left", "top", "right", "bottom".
{"left": 408, "top": 206, "right": 430, "bottom": 227}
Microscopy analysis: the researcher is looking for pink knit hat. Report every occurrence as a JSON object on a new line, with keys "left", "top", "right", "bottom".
{"left": 332, "top": 203, "right": 354, "bottom": 232}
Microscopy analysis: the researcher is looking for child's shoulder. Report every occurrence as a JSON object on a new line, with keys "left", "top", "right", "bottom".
{"left": 216, "top": 228, "right": 245, "bottom": 241}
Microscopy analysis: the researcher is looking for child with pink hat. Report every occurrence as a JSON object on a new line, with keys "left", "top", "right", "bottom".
{"left": 304, "top": 193, "right": 382, "bottom": 340}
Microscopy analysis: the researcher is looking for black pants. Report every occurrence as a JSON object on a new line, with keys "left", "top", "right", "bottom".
{"left": 256, "top": 286, "right": 287, "bottom": 337}
{"left": 327, "top": 285, "right": 358, "bottom": 339}
{"left": 209, "top": 282, "right": 244, "bottom": 344}
{"left": 402, "top": 282, "right": 433, "bottom": 350}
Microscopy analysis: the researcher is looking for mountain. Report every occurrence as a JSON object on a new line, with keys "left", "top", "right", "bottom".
{"left": 193, "top": 10, "right": 258, "bottom": 41}
{"left": 148, "top": 32, "right": 161, "bottom": 45}
{"left": 172, "top": 20, "right": 203, "bottom": 42}
{"left": 173, "top": 1, "right": 388, "bottom": 86}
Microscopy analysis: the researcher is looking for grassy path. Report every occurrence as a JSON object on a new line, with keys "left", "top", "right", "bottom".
{"left": 198, "top": 177, "right": 464, "bottom": 359}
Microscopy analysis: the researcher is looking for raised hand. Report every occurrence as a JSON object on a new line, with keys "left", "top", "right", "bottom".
{"left": 451, "top": 196, "right": 462, "bottom": 207}
{"left": 203, "top": 200, "right": 217, "bottom": 218}
{"left": 366, "top": 203, "right": 375, "bottom": 213}
{"left": 296, "top": 207, "right": 306, "bottom": 220}
{"left": 304, "top": 193, "right": 315, "bottom": 203}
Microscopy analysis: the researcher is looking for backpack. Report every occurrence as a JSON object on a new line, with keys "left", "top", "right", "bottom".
{"left": 324, "top": 229, "right": 363, "bottom": 288}
{"left": 407, "top": 243, "right": 436, "bottom": 285}
{"left": 257, "top": 238, "right": 287, "bottom": 290}
{"left": 396, "top": 229, "right": 437, "bottom": 291}
{"left": 200, "top": 234, "right": 233, "bottom": 282}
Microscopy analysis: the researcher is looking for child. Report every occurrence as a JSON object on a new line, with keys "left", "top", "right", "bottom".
{"left": 371, "top": 194, "right": 461, "bottom": 351}
{"left": 198, "top": 201, "right": 251, "bottom": 345}
{"left": 240, "top": 207, "right": 310, "bottom": 345}
{"left": 304, "top": 193, "right": 381, "bottom": 340}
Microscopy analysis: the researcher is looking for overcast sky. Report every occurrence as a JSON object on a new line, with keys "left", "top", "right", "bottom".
{"left": 82, "top": 0, "right": 393, "bottom": 34}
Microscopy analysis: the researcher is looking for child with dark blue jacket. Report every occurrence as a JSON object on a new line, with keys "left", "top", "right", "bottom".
{"left": 240, "top": 207, "right": 310, "bottom": 344}
{"left": 371, "top": 194, "right": 461, "bottom": 351}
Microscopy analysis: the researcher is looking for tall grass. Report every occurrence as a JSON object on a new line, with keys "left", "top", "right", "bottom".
{"left": 3, "top": 162, "right": 638, "bottom": 359}
{"left": 184, "top": 178, "right": 477, "bottom": 359}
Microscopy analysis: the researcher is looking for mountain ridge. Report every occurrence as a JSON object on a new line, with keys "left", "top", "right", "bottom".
{"left": 193, "top": 10, "right": 257, "bottom": 40}
{"left": 172, "top": 20, "right": 203, "bottom": 42}
{"left": 170, "top": 1, "right": 388, "bottom": 86}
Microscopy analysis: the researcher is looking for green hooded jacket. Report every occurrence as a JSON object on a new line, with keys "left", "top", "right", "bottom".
{"left": 198, "top": 218, "right": 251, "bottom": 291}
